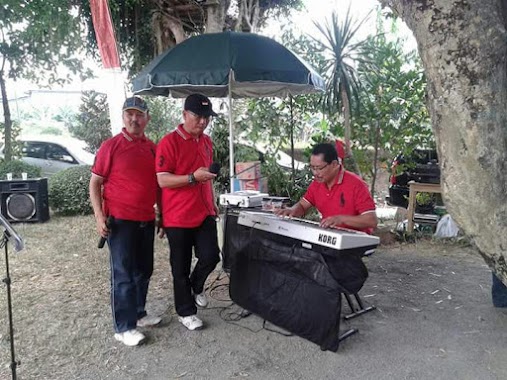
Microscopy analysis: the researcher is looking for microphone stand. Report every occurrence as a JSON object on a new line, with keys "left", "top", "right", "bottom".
{"left": 1, "top": 232, "right": 19, "bottom": 380}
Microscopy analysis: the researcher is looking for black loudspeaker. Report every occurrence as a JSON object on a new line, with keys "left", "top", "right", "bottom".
{"left": 0, "top": 178, "right": 50, "bottom": 223}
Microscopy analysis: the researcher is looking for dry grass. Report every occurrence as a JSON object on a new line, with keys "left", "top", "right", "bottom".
{"left": 0, "top": 215, "right": 174, "bottom": 380}
{"left": 0, "top": 215, "right": 504, "bottom": 380}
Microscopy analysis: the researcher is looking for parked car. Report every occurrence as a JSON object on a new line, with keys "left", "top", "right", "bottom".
{"left": 387, "top": 148, "right": 440, "bottom": 209}
{"left": 234, "top": 141, "right": 306, "bottom": 171}
{"left": 0, "top": 136, "right": 95, "bottom": 177}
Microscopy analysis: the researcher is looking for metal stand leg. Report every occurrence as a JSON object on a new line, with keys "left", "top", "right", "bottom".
{"left": 2, "top": 234, "right": 18, "bottom": 379}
{"left": 338, "top": 328, "right": 358, "bottom": 342}
{"left": 323, "top": 292, "right": 362, "bottom": 351}
{"left": 343, "top": 293, "right": 376, "bottom": 320}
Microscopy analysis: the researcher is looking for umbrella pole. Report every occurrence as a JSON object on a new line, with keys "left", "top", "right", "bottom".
{"left": 228, "top": 70, "right": 234, "bottom": 193}
{"left": 290, "top": 94, "right": 295, "bottom": 182}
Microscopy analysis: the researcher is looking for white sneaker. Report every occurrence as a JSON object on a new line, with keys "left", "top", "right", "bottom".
{"left": 194, "top": 292, "right": 208, "bottom": 308}
{"left": 178, "top": 315, "right": 203, "bottom": 331}
{"left": 114, "top": 329, "right": 146, "bottom": 346}
{"left": 137, "top": 315, "right": 162, "bottom": 327}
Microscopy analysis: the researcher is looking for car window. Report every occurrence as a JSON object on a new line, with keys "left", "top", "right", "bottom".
{"left": 22, "top": 142, "right": 46, "bottom": 159}
{"left": 46, "top": 143, "right": 77, "bottom": 164}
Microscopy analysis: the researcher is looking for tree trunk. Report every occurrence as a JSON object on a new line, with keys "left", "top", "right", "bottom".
{"left": 166, "top": 17, "right": 186, "bottom": 44}
{"left": 152, "top": 11, "right": 184, "bottom": 53}
{"left": 371, "top": 118, "right": 381, "bottom": 197}
{"left": 381, "top": 0, "right": 507, "bottom": 285}
{"left": 0, "top": 70, "right": 12, "bottom": 162}
{"left": 206, "top": 0, "right": 230, "bottom": 33}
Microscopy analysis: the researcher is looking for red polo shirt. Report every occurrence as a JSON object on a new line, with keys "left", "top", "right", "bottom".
{"left": 156, "top": 124, "right": 216, "bottom": 228}
{"left": 92, "top": 128, "right": 157, "bottom": 221}
{"left": 303, "top": 169, "right": 376, "bottom": 233}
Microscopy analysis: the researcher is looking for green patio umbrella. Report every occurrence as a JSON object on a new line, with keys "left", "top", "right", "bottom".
{"left": 132, "top": 31, "right": 325, "bottom": 191}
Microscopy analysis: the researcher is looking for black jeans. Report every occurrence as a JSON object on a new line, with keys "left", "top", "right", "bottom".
{"left": 108, "top": 219, "right": 155, "bottom": 333}
{"left": 165, "top": 216, "right": 220, "bottom": 317}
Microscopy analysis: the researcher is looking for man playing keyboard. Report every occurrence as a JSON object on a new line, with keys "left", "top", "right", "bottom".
{"left": 275, "top": 142, "right": 377, "bottom": 234}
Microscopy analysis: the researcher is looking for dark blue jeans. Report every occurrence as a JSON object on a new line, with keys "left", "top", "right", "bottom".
{"left": 165, "top": 216, "right": 220, "bottom": 317}
{"left": 492, "top": 273, "right": 507, "bottom": 308}
{"left": 108, "top": 219, "right": 155, "bottom": 333}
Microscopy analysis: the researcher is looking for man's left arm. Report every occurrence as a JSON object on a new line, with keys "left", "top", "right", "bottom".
{"left": 320, "top": 211, "right": 377, "bottom": 229}
{"left": 320, "top": 179, "right": 378, "bottom": 230}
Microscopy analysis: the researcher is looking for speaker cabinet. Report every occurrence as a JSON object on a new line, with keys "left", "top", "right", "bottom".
{"left": 0, "top": 178, "right": 50, "bottom": 223}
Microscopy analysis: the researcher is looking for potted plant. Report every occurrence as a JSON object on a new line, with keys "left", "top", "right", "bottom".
{"left": 415, "top": 192, "right": 435, "bottom": 214}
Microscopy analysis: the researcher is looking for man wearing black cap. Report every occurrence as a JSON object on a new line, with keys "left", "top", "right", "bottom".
{"left": 156, "top": 93, "right": 220, "bottom": 331}
{"left": 90, "top": 96, "right": 162, "bottom": 346}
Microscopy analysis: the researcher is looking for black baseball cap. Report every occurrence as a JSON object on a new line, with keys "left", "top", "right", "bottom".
{"left": 123, "top": 96, "right": 148, "bottom": 113}
{"left": 184, "top": 93, "right": 217, "bottom": 117}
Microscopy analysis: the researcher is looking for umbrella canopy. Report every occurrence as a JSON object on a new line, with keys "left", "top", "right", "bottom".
{"left": 133, "top": 31, "right": 325, "bottom": 98}
{"left": 132, "top": 31, "right": 325, "bottom": 191}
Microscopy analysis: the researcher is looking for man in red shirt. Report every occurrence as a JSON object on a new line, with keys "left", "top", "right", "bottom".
{"left": 276, "top": 142, "right": 377, "bottom": 233}
{"left": 89, "top": 96, "right": 161, "bottom": 347}
{"left": 156, "top": 93, "right": 220, "bottom": 331}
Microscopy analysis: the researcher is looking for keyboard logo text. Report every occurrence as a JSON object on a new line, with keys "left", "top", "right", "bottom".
{"left": 318, "top": 233, "right": 337, "bottom": 246}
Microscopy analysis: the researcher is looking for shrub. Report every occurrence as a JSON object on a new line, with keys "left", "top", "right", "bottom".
{"left": 0, "top": 160, "right": 41, "bottom": 179}
{"left": 49, "top": 165, "right": 92, "bottom": 216}
{"left": 262, "top": 157, "right": 312, "bottom": 201}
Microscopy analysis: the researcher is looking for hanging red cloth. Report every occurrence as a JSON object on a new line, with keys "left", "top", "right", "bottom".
{"left": 89, "top": 0, "right": 121, "bottom": 69}
{"left": 335, "top": 139, "right": 345, "bottom": 161}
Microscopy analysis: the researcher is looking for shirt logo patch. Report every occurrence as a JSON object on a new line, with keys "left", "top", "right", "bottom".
{"left": 158, "top": 155, "right": 165, "bottom": 167}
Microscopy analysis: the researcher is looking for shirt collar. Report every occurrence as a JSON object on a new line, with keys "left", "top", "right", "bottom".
{"left": 326, "top": 165, "right": 345, "bottom": 189}
{"left": 336, "top": 165, "right": 345, "bottom": 185}
{"left": 176, "top": 124, "right": 191, "bottom": 140}
{"left": 121, "top": 127, "right": 147, "bottom": 142}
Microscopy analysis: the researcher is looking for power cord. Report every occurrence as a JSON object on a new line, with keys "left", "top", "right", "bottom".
{"left": 203, "top": 270, "right": 259, "bottom": 331}
{"left": 203, "top": 243, "right": 295, "bottom": 338}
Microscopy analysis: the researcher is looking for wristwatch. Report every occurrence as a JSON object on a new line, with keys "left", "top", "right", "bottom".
{"left": 188, "top": 173, "right": 196, "bottom": 185}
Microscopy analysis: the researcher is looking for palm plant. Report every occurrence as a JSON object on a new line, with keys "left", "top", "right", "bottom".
{"left": 311, "top": 8, "right": 371, "bottom": 173}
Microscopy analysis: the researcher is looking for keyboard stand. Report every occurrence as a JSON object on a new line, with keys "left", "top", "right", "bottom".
{"left": 324, "top": 293, "right": 374, "bottom": 349}
{"left": 320, "top": 327, "right": 358, "bottom": 350}
{"left": 342, "top": 293, "right": 376, "bottom": 320}
{"left": 338, "top": 328, "right": 358, "bottom": 343}
{"left": 322, "top": 293, "right": 373, "bottom": 350}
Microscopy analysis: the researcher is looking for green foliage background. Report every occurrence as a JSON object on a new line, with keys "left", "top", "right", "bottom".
{"left": 0, "top": 160, "right": 41, "bottom": 179}
{"left": 70, "top": 91, "right": 112, "bottom": 154}
{"left": 1, "top": 3, "right": 437, "bottom": 215}
{"left": 211, "top": 118, "right": 311, "bottom": 203}
{"left": 49, "top": 165, "right": 92, "bottom": 216}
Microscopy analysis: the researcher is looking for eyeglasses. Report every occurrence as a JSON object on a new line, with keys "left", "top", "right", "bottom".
{"left": 310, "top": 163, "right": 329, "bottom": 173}
{"left": 187, "top": 110, "right": 211, "bottom": 121}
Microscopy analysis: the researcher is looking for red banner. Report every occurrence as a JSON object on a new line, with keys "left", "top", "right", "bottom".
{"left": 89, "top": 0, "right": 121, "bottom": 69}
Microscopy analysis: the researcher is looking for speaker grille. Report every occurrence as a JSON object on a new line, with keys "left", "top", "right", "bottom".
{"left": 6, "top": 193, "right": 36, "bottom": 221}
{"left": 0, "top": 178, "right": 49, "bottom": 223}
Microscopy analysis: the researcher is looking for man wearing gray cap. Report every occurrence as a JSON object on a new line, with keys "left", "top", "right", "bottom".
{"left": 156, "top": 93, "right": 220, "bottom": 331}
{"left": 90, "top": 96, "right": 161, "bottom": 346}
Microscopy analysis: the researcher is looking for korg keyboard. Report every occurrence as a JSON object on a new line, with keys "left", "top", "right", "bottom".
{"left": 237, "top": 211, "right": 379, "bottom": 252}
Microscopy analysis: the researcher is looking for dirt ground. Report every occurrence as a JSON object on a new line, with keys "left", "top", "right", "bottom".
{"left": 0, "top": 215, "right": 506, "bottom": 380}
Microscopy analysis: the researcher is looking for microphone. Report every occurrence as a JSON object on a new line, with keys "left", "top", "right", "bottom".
{"left": 0, "top": 213, "right": 24, "bottom": 252}
{"left": 209, "top": 162, "right": 220, "bottom": 175}
{"left": 98, "top": 216, "right": 114, "bottom": 249}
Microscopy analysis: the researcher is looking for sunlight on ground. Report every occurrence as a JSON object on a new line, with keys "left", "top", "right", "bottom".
{"left": 376, "top": 206, "right": 398, "bottom": 220}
